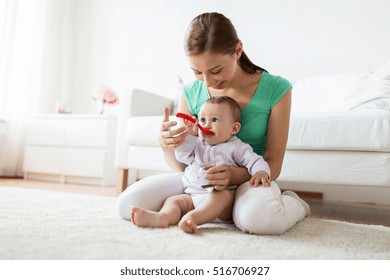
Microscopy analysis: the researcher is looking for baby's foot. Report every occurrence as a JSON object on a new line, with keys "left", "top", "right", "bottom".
{"left": 179, "top": 219, "right": 198, "bottom": 233}
{"left": 130, "top": 207, "right": 169, "bottom": 228}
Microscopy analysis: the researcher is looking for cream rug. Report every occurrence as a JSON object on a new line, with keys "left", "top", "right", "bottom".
{"left": 0, "top": 187, "right": 389, "bottom": 260}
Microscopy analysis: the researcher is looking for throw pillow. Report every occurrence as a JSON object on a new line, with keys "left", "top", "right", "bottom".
{"left": 340, "top": 61, "right": 390, "bottom": 110}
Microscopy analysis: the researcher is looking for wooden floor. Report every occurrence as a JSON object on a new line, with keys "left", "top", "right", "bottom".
{"left": 1, "top": 178, "right": 389, "bottom": 227}
{"left": 0, "top": 178, "right": 117, "bottom": 197}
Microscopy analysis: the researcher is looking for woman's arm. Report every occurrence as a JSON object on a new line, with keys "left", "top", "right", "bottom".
{"left": 264, "top": 90, "right": 291, "bottom": 180}
{"left": 159, "top": 92, "right": 192, "bottom": 172}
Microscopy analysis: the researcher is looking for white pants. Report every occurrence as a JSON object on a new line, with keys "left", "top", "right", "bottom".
{"left": 117, "top": 173, "right": 307, "bottom": 235}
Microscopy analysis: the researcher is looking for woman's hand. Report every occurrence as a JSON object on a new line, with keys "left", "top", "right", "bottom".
{"left": 204, "top": 164, "right": 232, "bottom": 191}
{"left": 159, "top": 107, "right": 187, "bottom": 149}
{"left": 206, "top": 164, "right": 251, "bottom": 190}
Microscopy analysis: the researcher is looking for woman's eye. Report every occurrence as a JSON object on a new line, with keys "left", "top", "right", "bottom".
{"left": 194, "top": 72, "right": 203, "bottom": 80}
{"left": 211, "top": 69, "right": 221, "bottom": 75}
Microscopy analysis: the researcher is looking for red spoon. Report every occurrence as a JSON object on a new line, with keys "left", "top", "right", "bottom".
{"left": 176, "top": 112, "right": 213, "bottom": 135}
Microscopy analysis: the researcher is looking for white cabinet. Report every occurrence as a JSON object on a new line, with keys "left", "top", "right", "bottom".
{"left": 23, "top": 115, "right": 117, "bottom": 187}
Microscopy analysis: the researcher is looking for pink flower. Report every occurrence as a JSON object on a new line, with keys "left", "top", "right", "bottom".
{"left": 92, "top": 86, "right": 119, "bottom": 105}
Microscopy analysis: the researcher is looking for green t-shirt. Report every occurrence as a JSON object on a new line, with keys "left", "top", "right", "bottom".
{"left": 183, "top": 72, "right": 291, "bottom": 156}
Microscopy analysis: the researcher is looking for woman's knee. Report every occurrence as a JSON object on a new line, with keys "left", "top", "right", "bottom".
{"left": 116, "top": 173, "right": 185, "bottom": 220}
{"left": 234, "top": 202, "right": 287, "bottom": 235}
{"left": 116, "top": 186, "right": 162, "bottom": 220}
{"left": 233, "top": 182, "right": 287, "bottom": 235}
{"left": 117, "top": 189, "right": 143, "bottom": 220}
{"left": 117, "top": 192, "right": 132, "bottom": 220}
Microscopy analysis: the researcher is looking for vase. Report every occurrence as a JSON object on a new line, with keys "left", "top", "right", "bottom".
{"left": 96, "top": 100, "right": 105, "bottom": 114}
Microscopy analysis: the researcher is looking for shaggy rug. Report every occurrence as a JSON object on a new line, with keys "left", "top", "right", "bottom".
{"left": 0, "top": 187, "right": 389, "bottom": 260}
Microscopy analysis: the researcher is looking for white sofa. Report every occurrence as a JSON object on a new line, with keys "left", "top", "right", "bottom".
{"left": 0, "top": 119, "right": 6, "bottom": 162}
{"left": 115, "top": 63, "right": 390, "bottom": 205}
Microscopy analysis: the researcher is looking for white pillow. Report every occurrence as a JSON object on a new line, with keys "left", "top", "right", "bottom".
{"left": 350, "top": 98, "right": 390, "bottom": 111}
{"left": 340, "top": 61, "right": 390, "bottom": 110}
{"left": 291, "top": 72, "right": 367, "bottom": 114}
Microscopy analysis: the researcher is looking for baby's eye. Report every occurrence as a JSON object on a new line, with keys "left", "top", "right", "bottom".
{"left": 212, "top": 117, "right": 218, "bottom": 122}
{"left": 200, "top": 117, "right": 206, "bottom": 124}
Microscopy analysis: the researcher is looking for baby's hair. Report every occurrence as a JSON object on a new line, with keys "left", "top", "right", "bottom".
{"left": 205, "top": 96, "right": 241, "bottom": 122}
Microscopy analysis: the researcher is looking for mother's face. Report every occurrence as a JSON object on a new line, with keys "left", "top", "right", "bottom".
{"left": 187, "top": 51, "right": 239, "bottom": 90}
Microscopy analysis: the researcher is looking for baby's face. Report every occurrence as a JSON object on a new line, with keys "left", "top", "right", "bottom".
{"left": 198, "top": 102, "right": 240, "bottom": 145}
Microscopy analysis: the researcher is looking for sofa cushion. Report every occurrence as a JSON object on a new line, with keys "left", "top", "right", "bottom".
{"left": 127, "top": 110, "right": 390, "bottom": 152}
{"left": 288, "top": 109, "right": 390, "bottom": 151}
{"left": 127, "top": 146, "right": 171, "bottom": 171}
{"left": 280, "top": 149, "right": 390, "bottom": 187}
{"left": 126, "top": 116, "right": 179, "bottom": 146}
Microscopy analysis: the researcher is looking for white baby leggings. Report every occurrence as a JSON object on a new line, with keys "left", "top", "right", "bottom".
{"left": 117, "top": 172, "right": 307, "bottom": 235}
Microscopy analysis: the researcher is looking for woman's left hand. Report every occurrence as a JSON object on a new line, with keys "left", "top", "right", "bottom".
{"left": 205, "top": 164, "right": 231, "bottom": 191}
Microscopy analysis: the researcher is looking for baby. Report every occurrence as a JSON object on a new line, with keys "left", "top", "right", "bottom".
{"left": 130, "top": 96, "right": 270, "bottom": 233}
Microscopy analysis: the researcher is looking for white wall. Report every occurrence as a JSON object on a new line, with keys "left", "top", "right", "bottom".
{"left": 48, "top": 0, "right": 390, "bottom": 114}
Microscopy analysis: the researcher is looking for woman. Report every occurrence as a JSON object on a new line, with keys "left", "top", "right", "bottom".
{"left": 117, "top": 12, "right": 310, "bottom": 234}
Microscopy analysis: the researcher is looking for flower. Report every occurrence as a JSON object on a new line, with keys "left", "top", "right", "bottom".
{"left": 92, "top": 86, "right": 118, "bottom": 105}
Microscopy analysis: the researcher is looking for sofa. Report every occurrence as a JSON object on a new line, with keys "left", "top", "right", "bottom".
{"left": 0, "top": 119, "right": 6, "bottom": 162}
{"left": 115, "top": 62, "right": 390, "bottom": 205}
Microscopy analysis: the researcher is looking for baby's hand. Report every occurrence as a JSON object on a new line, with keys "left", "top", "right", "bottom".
{"left": 249, "top": 171, "right": 270, "bottom": 187}
{"left": 184, "top": 119, "right": 198, "bottom": 136}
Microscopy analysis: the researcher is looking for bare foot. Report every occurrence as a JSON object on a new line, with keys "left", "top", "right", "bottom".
{"left": 130, "top": 207, "right": 169, "bottom": 228}
{"left": 179, "top": 219, "right": 198, "bottom": 233}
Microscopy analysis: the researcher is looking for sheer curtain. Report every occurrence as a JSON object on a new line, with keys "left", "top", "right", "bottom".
{"left": 0, "top": 0, "right": 50, "bottom": 176}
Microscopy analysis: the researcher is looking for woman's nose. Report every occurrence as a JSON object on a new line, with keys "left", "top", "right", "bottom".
{"left": 203, "top": 75, "right": 214, "bottom": 88}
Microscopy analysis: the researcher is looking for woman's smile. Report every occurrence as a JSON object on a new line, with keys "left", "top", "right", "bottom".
{"left": 211, "top": 81, "right": 225, "bottom": 89}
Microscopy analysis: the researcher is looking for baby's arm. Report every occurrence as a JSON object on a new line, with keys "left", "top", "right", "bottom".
{"left": 175, "top": 119, "right": 200, "bottom": 164}
{"left": 175, "top": 134, "right": 198, "bottom": 165}
{"left": 234, "top": 140, "right": 271, "bottom": 187}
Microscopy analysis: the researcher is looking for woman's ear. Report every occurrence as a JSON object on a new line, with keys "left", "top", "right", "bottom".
{"left": 235, "top": 41, "right": 243, "bottom": 59}
{"left": 232, "top": 122, "right": 241, "bottom": 135}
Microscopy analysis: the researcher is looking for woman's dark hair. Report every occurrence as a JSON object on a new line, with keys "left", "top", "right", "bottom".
{"left": 184, "top": 12, "right": 267, "bottom": 74}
